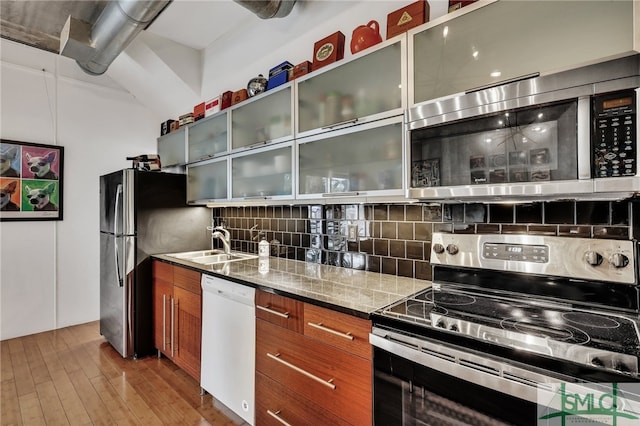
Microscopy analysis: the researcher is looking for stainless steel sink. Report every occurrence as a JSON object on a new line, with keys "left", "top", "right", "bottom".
{"left": 165, "top": 249, "right": 258, "bottom": 265}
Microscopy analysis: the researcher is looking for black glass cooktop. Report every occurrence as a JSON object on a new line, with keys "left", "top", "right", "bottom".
{"left": 380, "top": 287, "right": 640, "bottom": 375}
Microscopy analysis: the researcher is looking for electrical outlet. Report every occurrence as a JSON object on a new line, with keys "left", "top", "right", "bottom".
{"left": 348, "top": 224, "right": 358, "bottom": 241}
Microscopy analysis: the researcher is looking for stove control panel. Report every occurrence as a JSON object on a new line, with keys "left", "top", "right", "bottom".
{"left": 430, "top": 233, "right": 635, "bottom": 284}
{"left": 483, "top": 243, "right": 548, "bottom": 263}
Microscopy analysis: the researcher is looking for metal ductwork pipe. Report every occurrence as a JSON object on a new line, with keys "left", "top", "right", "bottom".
{"left": 60, "top": 0, "right": 171, "bottom": 75}
{"left": 233, "top": 0, "right": 296, "bottom": 19}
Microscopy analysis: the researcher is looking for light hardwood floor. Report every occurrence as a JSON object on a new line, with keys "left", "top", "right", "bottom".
{"left": 1, "top": 321, "right": 246, "bottom": 425}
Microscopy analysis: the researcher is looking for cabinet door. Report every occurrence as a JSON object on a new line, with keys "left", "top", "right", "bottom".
{"left": 255, "top": 290, "right": 304, "bottom": 333}
{"left": 231, "top": 85, "right": 293, "bottom": 150}
{"left": 231, "top": 143, "right": 293, "bottom": 200}
{"left": 411, "top": 1, "right": 636, "bottom": 105}
{"left": 187, "top": 157, "right": 228, "bottom": 203}
{"left": 304, "top": 303, "right": 372, "bottom": 360}
{"left": 173, "top": 286, "right": 201, "bottom": 381}
{"left": 255, "top": 372, "right": 350, "bottom": 426}
{"left": 152, "top": 262, "right": 173, "bottom": 357}
{"left": 158, "top": 128, "right": 187, "bottom": 167}
{"left": 187, "top": 112, "right": 228, "bottom": 163}
{"left": 297, "top": 117, "right": 404, "bottom": 198}
{"left": 296, "top": 38, "right": 405, "bottom": 137}
{"left": 256, "top": 319, "right": 372, "bottom": 426}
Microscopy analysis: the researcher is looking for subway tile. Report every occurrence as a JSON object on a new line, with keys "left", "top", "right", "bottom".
{"left": 291, "top": 233, "right": 301, "bottom": 246}
{"left": 415, "top": 222, "right": 432, "bottom": 241}
{"left": 423, "top": 204, "right": 442, "bottom": 221}
{"left": 476, "top": 224, "right": 501, "bottom": 234}
{"left": 405, "top": 205, "right": 422, "bottom": 221}
{"left": 390, "top": 240, "right": 406, "bottom": 258}
{"left": 433, "top": 223, "right": 452, "bottom": 233}
{"left": 416, "top": 261, "right": 432, "bottom": 281}
{"left": 347, "top": 241, "right": 359, "bottom": 252}
{"left": 576, "top": 201, "right": 609, "bottom": 225}
{"left": 359, "top": 239, "right": 374, "bottom": 254}
{"left": 368, "top": 256, "right": 381, "bottom": 273}
{"left": 465, "top": 204, "right": 486, "bottom": 223}
{"left": 489, "top": 204, "right": 514, "bottom": 223}
{"left": 593, "top": 226, "right": 629, "bottom": 240}
{"left": 397, "top": 222, "right": 414, "bottom": 240}
{"left": 516, "top": 204, "right": 542, "bottom": 224}
{"left": 544, "top": 201, "right": 574, "bottom": 224}
{"left": 374, "top": 205, "right": 388, "bottom": 220}
{"left": 371, "top": 221, "right": 382, "bottom": 238}
{"left": 501, "top": 224, "right": 528, "bottom": 234}
{"left": 611, "top": 201, "right": 629, "bottom": 226}
{"left": 374, "top": 239, "right": 389, "bottom": 256}
{"left": 381, "top": 222, "right": 397, "bottom": 239}
{"left": 406, "top": 241, "right": 424, "bottom": 260}
{"left": 558, "top": 226, "right": 591, "bottom": 238}
{"left": 527, "top": 225, "right": 557, "bottom": 235}
{"left": 398, "top": 259, "right": 414, "bottom": 278}
{"left": 389, "top": 205, "right": 405, "bottom": 221}
{"left": 382, "top": 257, "right": 397, "bottom": 275}
{"left": 424, "top": 242, "right": 432, "bottom": 262}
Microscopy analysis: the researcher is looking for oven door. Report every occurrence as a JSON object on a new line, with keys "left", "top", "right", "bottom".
{"left": 370, "top": 327, "right": 567, "bottom": 426}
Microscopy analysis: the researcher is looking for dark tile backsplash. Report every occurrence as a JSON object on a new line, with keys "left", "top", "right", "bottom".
{"left": 212, "top": 199, "right": 636, "bottom": 280}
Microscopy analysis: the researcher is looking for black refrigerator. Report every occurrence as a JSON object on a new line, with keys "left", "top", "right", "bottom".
{"left": 99, "top": 169, "right": 210, "bottom": 358}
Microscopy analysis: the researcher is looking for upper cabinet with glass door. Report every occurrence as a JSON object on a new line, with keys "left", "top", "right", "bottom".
{"left": 297, "top": 116, "right": 405, "bottom": 200}
{"left": 187, "top": 156, "right": 228, "bottom": 204}
{"left": 296, "top": 37, "right": 406, "bottom": 139}
{"left": 157, "top": 127, "right": 187, "bottom": 169}
{"left": 187, "top": 111, "right": 228, "bottom": 164}
{"left": 410, "top": 0, "right": 638, "bottom": 106}
{"left": 230, "top": 83, "right": 294, "bottom": 151}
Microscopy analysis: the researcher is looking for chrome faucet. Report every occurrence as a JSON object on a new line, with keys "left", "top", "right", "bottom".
{"left": 208, "top": 223, "right": 231, "bottom": 254}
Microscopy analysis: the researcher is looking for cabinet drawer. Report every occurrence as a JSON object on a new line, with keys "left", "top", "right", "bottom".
{"left": 304, "top": 303, "right": 372, "bottom": 360}
{"left": 173, "top": 266, "right": 201, "bottom": 294}
{"left": 256, "top": 319, "right": 372, "bottom": 425}
{"left": 256, "top": 290, "right": 303, "bottom": 333}
{"left": 256, "top": 372, "right": 349, "bottom": 426}
{"left": 153, "top": 260, "right": 173, "bottom": 282}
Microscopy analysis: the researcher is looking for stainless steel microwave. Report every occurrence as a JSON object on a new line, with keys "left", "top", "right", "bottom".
{"left": 407, "top": 55, "right": 640, "bottom": 202}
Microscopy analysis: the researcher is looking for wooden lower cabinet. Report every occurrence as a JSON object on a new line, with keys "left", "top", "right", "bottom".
{"left": 255, "top": 372, "right": 350, "bottom": 426}
{"left": 256, "top": 318, "right": 372, "bottom": 425}
{"left": 152, "top": 260, "right": 202, "bottom": 381}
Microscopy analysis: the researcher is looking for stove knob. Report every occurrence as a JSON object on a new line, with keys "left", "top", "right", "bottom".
{"left": 449, "top": 324, "right": 459, "bottom": 332}
{"left": 436, "top": 320, "right": 446, "bottom": 329}
{"left": 433, "top": 243, "right": 445, "bottom": 254}
{"left": 615, "top": 362, "right": 631, "bottom": 373}
{"left": 591, "top": 357, "right": 604, "bottom": 367}
{"left": 446, "top": 244, "right": 459, "bottom": 255}
{"left": 585, "top": 251, "right": 603, "bottom": 266}
{"left": 610, "top": 253, "right": 629, "bottom": 269}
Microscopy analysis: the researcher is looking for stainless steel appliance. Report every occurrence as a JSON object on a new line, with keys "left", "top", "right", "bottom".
{"left": 370, "top": 232, "right": 640, "bottom": 425}
{"left": 408, "top": 55, "right": 640, "bottom": 202}
{"left": 99, "top": 169, "right": 210, "bottom": 358}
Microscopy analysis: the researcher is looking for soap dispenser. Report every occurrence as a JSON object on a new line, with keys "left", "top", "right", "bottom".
{"left": 258, "top": 238, "right": 270, "bottom": 257}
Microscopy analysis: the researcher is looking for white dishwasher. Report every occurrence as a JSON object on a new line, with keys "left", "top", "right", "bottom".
{"left": 200, "top": 274, "right": 255, "bottom": 425}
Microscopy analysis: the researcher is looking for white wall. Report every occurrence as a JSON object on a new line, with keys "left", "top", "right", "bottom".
{"left": 0, "top": 40, "right": 161, "bottom": 340}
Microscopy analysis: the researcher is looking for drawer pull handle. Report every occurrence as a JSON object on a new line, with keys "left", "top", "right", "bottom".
{"left": 267, "top": 352, "right": 336, "bottom": 390}
{"left": 257, "top": 304, "right": 290, "bottom": 319}
{"left": 307, "top": 322, "right": 354, "bottom": 340}
{"left": 267, "top": 410, "right": 293, "bottom": 426}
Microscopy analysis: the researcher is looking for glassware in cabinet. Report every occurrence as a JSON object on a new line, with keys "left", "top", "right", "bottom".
{"left": 187, "top": 112, "right": 228, "bottom": 163}
{"left": 231, "top": 143, "right": 293, "bottom": 200}
{"left": 297, "top": 116, "right": 404, "bottom": 199}
{"left": 296, "top": 38, "right": 406, "bottom": 138}
{"left": 231, "top": 84, "right": 293, "bottom": 151}
{"left": 187, "top": 157, "right": 228, "bottom": 204}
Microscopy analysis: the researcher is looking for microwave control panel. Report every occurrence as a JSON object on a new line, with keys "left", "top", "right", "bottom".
{"left": 592, "top": 89, "right": 637, "bottom": 178}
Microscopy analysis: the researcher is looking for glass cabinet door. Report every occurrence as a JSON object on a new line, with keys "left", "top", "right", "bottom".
{"left": 231, "top": 85, "right": 293, "bottom": 150}
{"left": 157, "top": 127, "right": 186, "bottom": 167}
{"left": 187, "top": 158, "right": 228, "bottom": 203}
{"left": 411, "top": 0, "right": 635, "bottom": 105}
{"left": 231, "top": 144, "right": 293, "bottom": 200}
{"left": 297, "top": 39, "right": 405, "bottom": 137}
{"left": 187, "top": 112, "right": 228, "bottom": 163}
{"left": 297, "top": 117, "right": 404, "bottom": 198}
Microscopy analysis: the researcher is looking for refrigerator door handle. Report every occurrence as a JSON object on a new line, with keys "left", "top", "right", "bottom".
{"left": 114, "top": 184, "right": 123, "bottom": 287}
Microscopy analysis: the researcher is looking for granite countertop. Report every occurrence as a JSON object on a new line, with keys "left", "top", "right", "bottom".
{"left": 152, "top": 254, "right": 430, "bottom": 318}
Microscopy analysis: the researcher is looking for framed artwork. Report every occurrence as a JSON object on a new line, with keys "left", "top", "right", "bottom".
{"left": 0, "top": 139, "right": 64, "bottom": 221}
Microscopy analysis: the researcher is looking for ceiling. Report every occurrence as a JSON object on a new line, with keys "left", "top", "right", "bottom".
{"left": 0, "top": 0, "right": 254, "bottom": 54}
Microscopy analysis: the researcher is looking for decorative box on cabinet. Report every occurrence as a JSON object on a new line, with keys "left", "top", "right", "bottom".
{"left": 297, "top": 116, "right": 405, "bottom": 200}
{"left": 255, "top": 290, "right": 373, "bottom": 426}
{"left": 187, "top": 157, "right": 228, "bottom": 204}
{"left": 296, "top": 37, "right": 406, "bottom": 139}
{"left": 230, "top": 84, "right": 294, "bottom": 151}
{"left": 410, "top": 0, "right": 638, "bottom": 105}
{"left": 157, "top": 127, "right": 187, "bottom": 169}
{"left": 231, "top": 142, "right": 294, "bottom": 201}
{"left": 152, "top": 261, "right": 202, "bottom": 381}
{"left": 187, "top": 111, "right": 228, "bottom": 164}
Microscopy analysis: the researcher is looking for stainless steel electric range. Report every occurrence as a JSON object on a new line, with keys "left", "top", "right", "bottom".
{"left": 370, "top": 232, "right": 640, "bottom": 425}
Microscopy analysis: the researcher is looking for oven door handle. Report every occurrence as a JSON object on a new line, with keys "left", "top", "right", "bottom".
{"left": 370, "top": 330, "right": 560, "bottom": 403}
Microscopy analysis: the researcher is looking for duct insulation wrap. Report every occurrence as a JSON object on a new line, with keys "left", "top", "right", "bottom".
{"left": 61, "top": 0, "right": 170, "bottom": 76}
{"left": 233, "top": 0, "right": 296, "bottom": 19}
